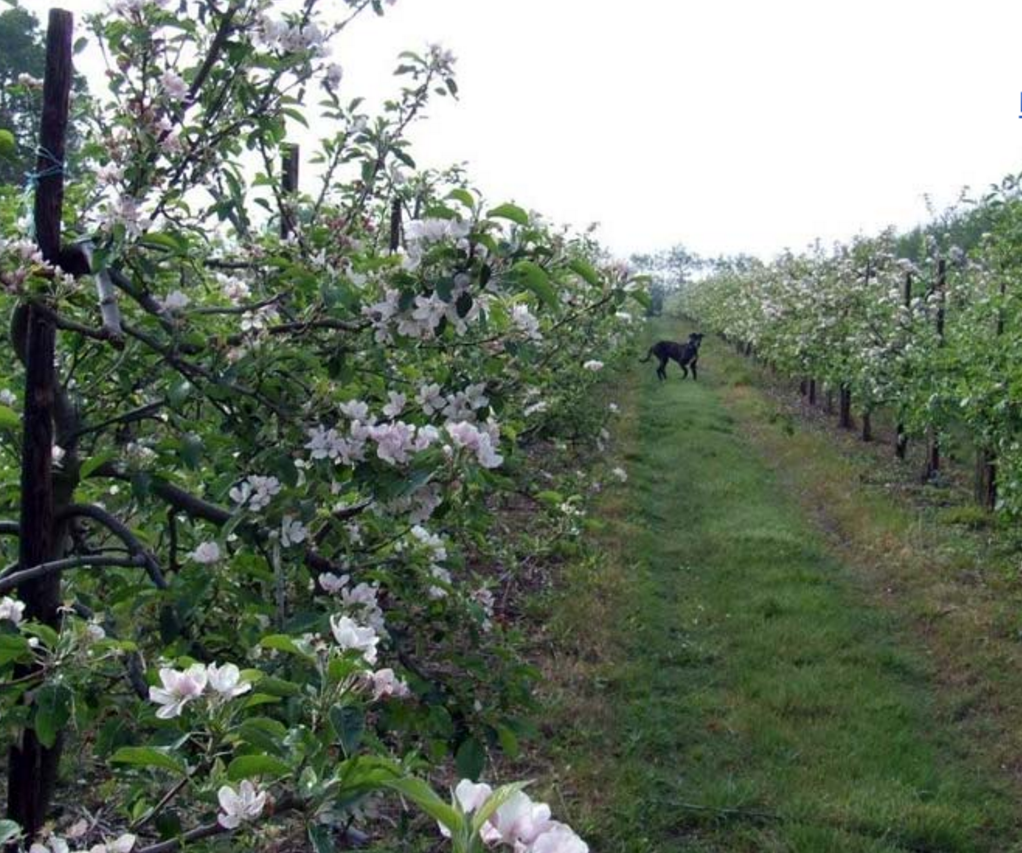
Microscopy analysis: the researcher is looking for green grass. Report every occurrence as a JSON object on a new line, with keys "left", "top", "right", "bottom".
{"left": 544, "top": 320, "right": 1019, "bottom": 852}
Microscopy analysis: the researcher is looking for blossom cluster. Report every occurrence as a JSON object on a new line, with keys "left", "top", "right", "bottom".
{"left": 446, "top": 780, "right": 588, "bottom": 852}
{"left": 148, "top": 662, "right": 251, "bottom": 719}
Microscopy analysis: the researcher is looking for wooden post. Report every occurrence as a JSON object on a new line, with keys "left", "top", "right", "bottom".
{"left": 923, "top": 260, "right": 945, "bottom": 482}
{"left": 808, "top": 378, "right": 817, "bottom": 406}
{"left": 389, "top": 197, "right": 401, "bottom": 253}
{"left": 895, "top": 271, "right": 912, "bottom": 460}
{"left": 8, "top": 8, "right": 73, "bottom": 837}
{"left": 862, "top": 411, "right": 872, "bottom": 442}
{"left": 279, "top": 143, "right": 299, "bottom": 239}
{"left": 975, "top": 275, "right": 1006, "bottom": 509}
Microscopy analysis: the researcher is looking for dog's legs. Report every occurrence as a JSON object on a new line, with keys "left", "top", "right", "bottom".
{"left": 657, "top": 356, "right": 668, "bottom": 381}
{"left": 691, "top": 358, "right": 698, "bottom": 381}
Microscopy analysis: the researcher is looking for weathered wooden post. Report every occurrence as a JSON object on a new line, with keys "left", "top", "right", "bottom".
{"left": 923, "top": 259, "right": 946, "bottom": 482}
{"left": 895, "top": 271, "right": 912, "bottom": 459}
{"left": 8, "top": 8, "right": 73, "bottom": 837}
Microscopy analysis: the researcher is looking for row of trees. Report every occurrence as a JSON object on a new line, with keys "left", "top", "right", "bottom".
{"left": 0, "top": 1, "right": 643, "bottom": 851}
{"left": 680, "top": 180, "right": 1022, "bottom": 512}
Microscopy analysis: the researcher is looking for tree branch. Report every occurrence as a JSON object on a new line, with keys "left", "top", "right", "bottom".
{"left": 0, "top": 554, "right": 147, "bottom": 595}
{"left": 57, "top": 504, "right": 167, "bottom": 589}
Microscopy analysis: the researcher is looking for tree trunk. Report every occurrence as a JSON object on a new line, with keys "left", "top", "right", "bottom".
{"left": 838, "top": 385, "right": 852, "bottom": 429}
{"left": 924, "top": 427, "right": 940, "bottom": 482}
{"left": 808, "top": 378, "right": 817, "bottom": 406}
{"left": 8, "top": 9, "right": 74, "bottom": 838}
{"left": 895, "top": 424, "right": 907, "bottom": 460}
{"left": 861, "top": 411, "right": 872, "bottom": 442}
{"left": 975, "top": 448, "right": 997, "bottom": 511}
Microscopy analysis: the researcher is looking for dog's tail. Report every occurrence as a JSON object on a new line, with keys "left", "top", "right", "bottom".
{"left": 639, "top": 347, "right": 653, "bottom": 363}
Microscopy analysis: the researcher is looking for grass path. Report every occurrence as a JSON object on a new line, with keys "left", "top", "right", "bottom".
{"left": 545, "top": 321, "right": 1018, "bottom": 852}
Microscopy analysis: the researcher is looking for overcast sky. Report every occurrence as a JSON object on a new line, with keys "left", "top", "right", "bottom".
{"left": 17, "top": 0, "right": 1022, "bottom": 260}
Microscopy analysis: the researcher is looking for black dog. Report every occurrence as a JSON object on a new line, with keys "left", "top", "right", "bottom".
{"left": 640, "top": 333, "right": 704, "bottom": 381}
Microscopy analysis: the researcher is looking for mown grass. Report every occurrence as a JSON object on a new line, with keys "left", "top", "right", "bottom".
{"left": 541, "top": 320, "right": 1020, "bottom": 852}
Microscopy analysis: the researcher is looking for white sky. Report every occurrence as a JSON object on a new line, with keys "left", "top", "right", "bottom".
{"left": 17, "top": 0, "right": 1022, "bottom": 260}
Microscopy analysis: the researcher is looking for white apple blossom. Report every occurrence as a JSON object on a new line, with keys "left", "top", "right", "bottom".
{"left": 0, "top": 596, "right": 25, "bottom": 625}
{"left": 513, "top": 303, "right": 542, "bottom": 340}
{"left": 0, "top": 389, "right": 15, "bottom": 406}
{"left": 417, "top": 383, "right": 445, "bottom": 416}
{"left": 188, "top": 541, "right": 221, "bottom": 564}
{"left": 339, "top": 399, "right": 372, "bottom": 423}
{"left": 206, "top": 662, "right": 252, "bottom": 700}
{"left": 382, "top": 391, "right": 406, "bottom": 419}
{"left": 491, "top": 792, "right": 553, "bottom": 846}
{"left": 438, "top": 780, "right": 499, "bottom": 841}
{"left": 319, "top": 572, "right": 350, "bottom": 594}
{"left": 159, "top": 290, "right": 190, "bottom": 314}
{"left": 529, "top": 823, "right": 589, "bottom": 853}
{"left": 329, "top": 614, "right": 379, "bottom": 664}
{"left": 159, "top": 70, "right": 189, "bottom": 102}
{"left": 95, "top": 162, "right": 123, "bottom": 186}
{"left": 446, "top": 421, "right": 503, "bottom": 468}
{"left": 217, "top": 780, "right": 267, "bottom": 829}
{"left": 427, "top": 565, "right": 452, "bottom": 599}
{"left": 230, "top": 475, "right": 281, "bottom": 512}
{"left": 218, "top": 274, "right": 251, "bottom": 304}
{"left": 368, "top": 667, "right": 410, "bottom": 701}
{"left": 149, "top": 664, "right": 207, "bottom": 719}
{"left": 29, "top": 838, "right": 70, "bottom": 853}
{"left": 324, "top": 62, "right": 344, "bottom": 88}
{"left": 280, "top": 516, "right": 309, "bottom": 547}
{"left": 85, "top": 834, "right": 136, "bottom": 853}
{"left": 582, "top": 360, "right": 604, "bottom": 372}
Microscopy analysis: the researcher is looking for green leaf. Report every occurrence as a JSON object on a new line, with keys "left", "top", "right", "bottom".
{"left": 259, "top": 634, "right": 313, "bottom": 658}
{"left": 80, "top": 451, "right": 116, "bottom": 479}
{"left": 487, "top": 203, "right": 529, "bottom": 226}
{"left": 0, "top": 130, "right": 15, "bottom": 162}
{"left": 630, "top": 290, "right": 652, "bottom": 310}
{"left": 140, "top": 232, "right": 187, "bottom": 255}
{"left": 569, "top": 258, "right": 601, "bottom": 287}
{"left": 234, "top": 717, "right": 288, "bottom": 755}
{"left": 511, "top": 261, "right": 558, "bottom": 309}
{"left": 329, "top": 705, "right": 365, "bottom": 758}
{"left": 251, "top": 676, "right": 302, "bottom": 697}
{"left": 0, "top": 405, "right": 19, "bottom": 430}
{"left": 0, "top": 635, "right": 31, "bottom": 667}
{"left": 227, "top": 754, "right": 291, "bottom": 781}
{"left": 111, "top": 746, "right": 187, "bottom": 775}
{"left": 455, "top": 736, "right": 486, "bottom": 781}
{"left": 168, "top": 379, "right": 193, "bottom": 407}
{"left": 447, "top": 188, "right": 475, "bottom": 208}
{"left": 383, "top": 777, "right": 463, "bottom": 835}
{"left": 307, "top": 825, "right": 333, "bottom": 853}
